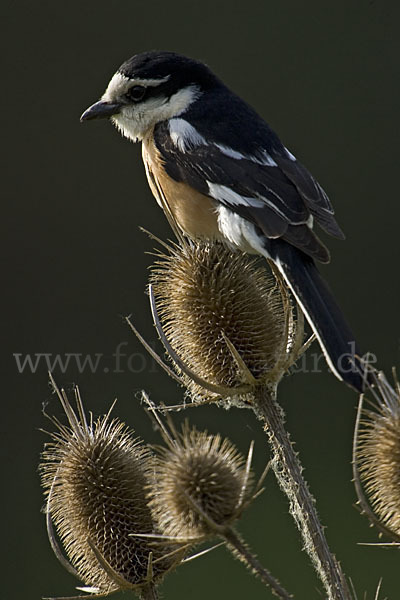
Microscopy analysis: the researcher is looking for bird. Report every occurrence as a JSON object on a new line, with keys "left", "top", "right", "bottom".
{"left": 81, "top": 50, "right": 366, "bottom": 392}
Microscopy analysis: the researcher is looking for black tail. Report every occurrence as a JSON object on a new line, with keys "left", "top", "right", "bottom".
{"left": 265, "top": 241, "right": 366, "bottom": 392}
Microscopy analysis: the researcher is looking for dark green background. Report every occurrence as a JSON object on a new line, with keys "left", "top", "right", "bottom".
{"left": 3, "top": 1, "right": 400, "bottom": 598}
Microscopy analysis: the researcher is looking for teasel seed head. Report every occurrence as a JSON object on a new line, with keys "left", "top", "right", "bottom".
{"left": 40, "top": 378, "right": 183, "bottom": 598}
{"left": 148, "top": 419, "right": 257, "bottom": 541}
{"left": 354, "top": 369, "right": 400, "bottom": 541}
{"left": 141, "top": 395, "right": 292, "bottom": 600}
{"left": 149, "top": 240, "right": 306, "bottom": 403}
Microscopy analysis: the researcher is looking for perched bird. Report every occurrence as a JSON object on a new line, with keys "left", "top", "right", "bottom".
{"left": 81, "top": 50, "right": 365, "bottom": 391}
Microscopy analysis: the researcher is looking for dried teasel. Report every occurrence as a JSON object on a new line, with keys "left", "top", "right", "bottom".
{"left": 148, "top": 422, "right": 257, "bottom": 540}
{"left": 124, "top": 236, "right": 348, "bottom": 600}
{"left": 146, "top": 239, "right": 310, "bottom": 404}
{"left": 125, "top": 237, "right": 346, "bottom": 599}
{"left": 142, "top": 396, "right": 292, "bottom": 599}
{"left": 40, "top": 377, "right": 184, "bottom": 600}
{"left": 353, "top": 368, "right": 400, "bottom": 542}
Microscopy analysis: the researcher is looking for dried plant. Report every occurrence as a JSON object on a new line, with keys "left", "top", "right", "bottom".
{"left": 149, "top": 423, "right": 255, "bottom": 539}
{"left": 128, "top": 237, "right": 352, "bottom": 600}
{"left": 353, "top": 368, "right": 400, "bottom": 543}
{"left": 142, "top": 396, "right": 292, "bottom": 599}
{"left": 148, "top": 239, "right": 309, "bottom": 404}
{"left": 40, "top": 376, "right": 184, "bottom": 600}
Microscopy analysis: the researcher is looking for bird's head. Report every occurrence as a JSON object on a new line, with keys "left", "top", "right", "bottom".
{"left": 80, "top": 51, "right": 218, "bottom": 142}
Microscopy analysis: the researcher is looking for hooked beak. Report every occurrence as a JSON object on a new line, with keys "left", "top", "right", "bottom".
{"left": 80, "top": 100, "right": 122, "bottom": 122}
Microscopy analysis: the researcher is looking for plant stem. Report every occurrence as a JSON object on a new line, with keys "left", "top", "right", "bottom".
{"left": 252, "top": 385, "right": 351, "bottom": 600}
{"left": 223, "top": 526, "right": 293, "bottom": 599}
{"left": 140, "top": 583, "right": 159, "bottom": 600}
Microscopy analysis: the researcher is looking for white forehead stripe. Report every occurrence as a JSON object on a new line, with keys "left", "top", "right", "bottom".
{"left": 169, "top": 119, "right": 207, "bottom": 151}
{"left": 121, "top": 74, "right": 171, "bottom": 87}
{"left": 102, "top": 72, "right": 171, "bottom": 101}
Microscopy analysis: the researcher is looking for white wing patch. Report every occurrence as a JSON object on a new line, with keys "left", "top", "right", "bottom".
{"left": 214, "top": 143, "right": 277, "bottom": 166}
{"left": 257, "top": 151, "right": 278, "bottom": 167}
{"left": 214, "top": 144, "right": 248, "bottom": 160}
{"left": 169, "top": 118, "right": 207, "bottom": 152}
{"left": 208, "top": 182, "right": 310, "bottom": 226}
{"left": 167, "top": 122, "right": 278, "bottom": 168}
{"left": 207, "top": 182, "right": 266, "bottom": 208}
{"left": 284, "top": 147, "right": 296, "bottom": 161}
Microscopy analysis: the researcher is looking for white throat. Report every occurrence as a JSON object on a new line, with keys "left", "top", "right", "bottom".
{"left": 110, "top": 82, "right": 202, "bottom": 142}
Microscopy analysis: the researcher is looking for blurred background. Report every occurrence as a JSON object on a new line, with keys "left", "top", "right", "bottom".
{"left": 2, "top": 0, "right": 400, "bottom": 598}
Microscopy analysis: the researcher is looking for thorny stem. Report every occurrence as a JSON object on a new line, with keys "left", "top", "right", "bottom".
{"left": 223, "top": 526, "right": 293, "bottom": 599}
{"left": 252, "top": 385, "right": 351, "bottom": 600}
{"left": 139, "top": 583, "right": 159, "bottom": 600}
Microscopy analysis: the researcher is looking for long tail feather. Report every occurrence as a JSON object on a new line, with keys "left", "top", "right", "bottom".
{"left": 265, "top": 240, "right": 367, "bottom": 392}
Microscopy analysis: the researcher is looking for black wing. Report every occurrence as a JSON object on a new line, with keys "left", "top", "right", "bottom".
{"left": 154, "top": 119, "right": 344, "bottom": 264}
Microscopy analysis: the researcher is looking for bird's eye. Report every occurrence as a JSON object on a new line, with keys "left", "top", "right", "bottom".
{"left": 126, "top": 85, "right": 146, "bottom": 102}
